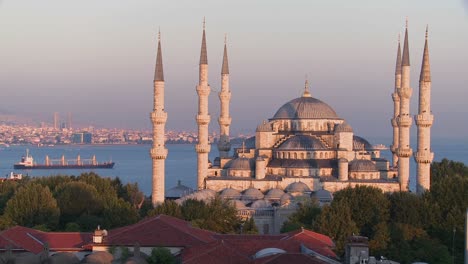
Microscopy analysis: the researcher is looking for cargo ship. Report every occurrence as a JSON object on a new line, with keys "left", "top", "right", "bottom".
{"left": 14, "top": 150, "right": 115, "bottom": 169}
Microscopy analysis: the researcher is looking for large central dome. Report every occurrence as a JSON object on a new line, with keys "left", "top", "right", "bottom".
{"left": 272, "top": 96, "right": 340, "bottom": 120}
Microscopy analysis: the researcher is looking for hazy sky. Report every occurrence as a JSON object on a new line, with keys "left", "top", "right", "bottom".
{"left": 0, "top": 0, "right": 467, "bottom": 140}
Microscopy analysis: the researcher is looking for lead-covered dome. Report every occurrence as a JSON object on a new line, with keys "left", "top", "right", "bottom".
{"left": 285, "top": 182, "right": 311, "bottom": 193}
{"left": 349, "top": 159, "right": 378, "bottom": 172}
{"left": 278, "top": 135, "right": 327, "bottom": 150}
{"left": 272, "top": 96, "right": 340, "bottom": 120}
{"left": 353, "top": 136, "right": 373, "bottom": 150}
{"left": 224, "top": 157, "right": 254, "bottom": 170}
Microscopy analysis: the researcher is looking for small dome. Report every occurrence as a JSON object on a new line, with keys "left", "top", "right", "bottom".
{"left": 280, "top": 193, "right": 293, "bottom": 205}
{"left": 220, "top": 188, "right": 242, "bottom": 200}
{"left": 353, "top": 136, "right": 373, "bottom": 150}
{"left": 335, "top": 122, "right": 353, "bottom": 133}
{"left": 230, "top": 199, "right": 247, "bottom": 209}
{"left": 82, "top": 251, "right": 114, "bottom": 264}
{"left": 251, "top": 199, "right": 272, "bottom": 209}
{"left": 125, "top": 256, "right": 148, "bottom": 264}
{"left": 166, "top": 180, "right": 194, "bottom": 198}
{"left": 312, "top": 189, "right": 333, "bottom": 202}
{"left": 242, "top": 188, "right": 264, "bottom": 200}
{"left": 176, "top": 189, "right": 216, "bottom": 204}
{"left": 272, "top": 96, "right": 340, "bottom": 120}
{"left": 50, "top": 252, "right": 80, "bottom": 264}
{"left": 264, "top": 188, "right": 285, "bottom": 200}
{"left": 285, "top": 182, "right": 311, "bottom": 193}
{"left": 349, "top": 159, "right": 378, "bottom": 172}
{"left": 277, "top": 135, "right": 326, "bottom": 150}
{"left": 254, "top": 248, "right": 287, "bottom": 259}
{"left": 224, "top": 157, "right": 254, "bottom": 170}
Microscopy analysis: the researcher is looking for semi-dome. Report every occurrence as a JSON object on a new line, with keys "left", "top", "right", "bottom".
{"left": 285, "top": 182, "right": 311, "bottom": 193}
{"left": 242, "top": 188, "right": 264, "bottom": 200}
{"left": 280, "top": 193, "right": 293, "bottom": 205}
{"left": 349, "top": 159, "right": 378, "bottom": 172}
{"left": 220, "top": 188, "right": 242, "bottom": 200}
{"left": 264, "top": 188, "right": 285, "bottom": 200}
{"left": 230, "top": 199, "right": 247, "bottom": 209}
{"left": 251, "top": 199, "right": 273, "bottom": 208}
{"left": 224, "top": 157, "right": 254, "bottom": 170}
{"left": 353, "top": 136, "right": 373, "bottom": 150}
{"left": 272, "top": 96, "right": 340, "bottom": 120}
{"left": 277, "top": 135, "right": 327, "bottom": 150}
{"left": 335, "top": 121, "right": 353, "bottom": 133}
{"left": 312, "top": 189, "right": 333, "bottom": 202}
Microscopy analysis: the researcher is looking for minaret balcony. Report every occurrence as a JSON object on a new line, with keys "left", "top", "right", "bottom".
{"left": 195, "top": 144, "right": 211, "bottom": 153}
{"left": 414, "top": 151, "right": 434, "bottom": 163}
{"left": 196, "top": 85, "right": 211, "bottom": 96}
{"left": 414, "top": 114, "right": 434, "bottom": 127}
{"left": 150, "top": 147, "right": 168, "bottom": 159}
{"left": 150, "top": 112, "right": 167, "bottom": 124}
{"left": 196, "top": 114, "right": 211, "bottom": 125}
{"left": 391, "top": 119, "right": 398, "bottom": 127}
{"left": 218, "top": 117, "right": 232, "bottom": 126}
{"left": 392, "top": 93, "right": 400, "bottom": 102}
{"left": 398, "top": 87, "right": 413, "bottom": 98}
{"left": 390, "top": 144, "right": 398, "bottom": 153}
{"left": 218, "top": 92, "right": 231, "bottom": 100}
{"left": 396, "top": 115, "right": 412, "bottom": 127}
{"left": 397, "top": 148, "right": 413, "bottom": 158}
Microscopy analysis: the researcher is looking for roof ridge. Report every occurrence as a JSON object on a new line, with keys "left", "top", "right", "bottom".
{"left": 158, "top": 215, "right": 216, "bottom": 243}
{"left": 108, "top": 215, "right": 162, "bottom": 238}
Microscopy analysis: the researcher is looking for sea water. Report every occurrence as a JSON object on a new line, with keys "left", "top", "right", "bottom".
{"left": 0, "top": 139, "right": 466, "bottom": 195}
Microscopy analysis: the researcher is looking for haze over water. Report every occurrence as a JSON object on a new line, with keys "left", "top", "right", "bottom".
{"left": 1, "top": 140, "right": 466, "bottom": 195}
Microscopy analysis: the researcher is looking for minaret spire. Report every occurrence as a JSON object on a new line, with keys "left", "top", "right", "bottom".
{"left": 150, "top": 29, "right": 168, "bottom": 205}
{"left": 154, "top": 29, "right": 164, "bottom": 81}
{"left": 196, "top": 19, "right": 211, "bottom": 189}
{"left": 390, "top": 34, "right": 402, "bottom": 168}
{"left": 396, "top": 19, "right": 413, "bottom": 191}
{"left": 414, "top": 25, "right": 434, "bottom": 193}
{"left": 218, "top": 34, "right": 232, "bottom": 158}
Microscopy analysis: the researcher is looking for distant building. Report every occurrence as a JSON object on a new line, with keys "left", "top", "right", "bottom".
{"left": 71, "top": 132, "right": 92, "bottom": 144}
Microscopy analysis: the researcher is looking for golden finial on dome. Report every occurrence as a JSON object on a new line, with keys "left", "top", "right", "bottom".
{"left": 302, "top": 75, "right": 311, "bottom": 97}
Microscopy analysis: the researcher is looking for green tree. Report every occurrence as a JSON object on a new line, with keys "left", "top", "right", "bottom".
{"left": 280, "top": 198, "right": 321, "bottom": 233}
{"left": 0, "top": 180, "right": 19, "bottom": 214}
{"left": 3, "top": 183, "right": 60, "bottom": 229}
{"left": 147, "top": 247, "right": 176, "bottom": 264}
{"left": 315, "top": 199, "right": 358, "bottom": 255}
{"left": 333, "top": 186, "right": 390, "bottom": 253}
{"left": 55, "top": 181, "right": 103, "bottom": 227}
{"left": 149, "top": 200, "right": 183, "bottom": 218}
{"left": 242, "top": 217, "right": 258, "bottom": 234}
{"left": 102, "top": 198, "right": 139, "bottom": 229}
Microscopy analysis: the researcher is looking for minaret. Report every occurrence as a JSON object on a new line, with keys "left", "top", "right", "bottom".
{"left": 196, "top": 19, "right": 211, "bottom": 189}
{"left": 414, "top": 26, "right": 434, "bottom": 193}
{"left": 390, "top": 34, "right": 402, "bottom": 168}
{"left": 150, "top": 30, "right": 168, "bottom": 205}
{"left": 396, "top": 20, "right": 413, "bottom": 191}
{"left": 217, "top": 35, "right": 232, "bottom": 158}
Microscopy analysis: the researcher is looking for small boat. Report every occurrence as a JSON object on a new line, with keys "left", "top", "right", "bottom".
{"left": 14, "top": 149, "right": 115, "bottom": 169}
{"left": 0, "top": 172, "right": 23, "bottom": 182}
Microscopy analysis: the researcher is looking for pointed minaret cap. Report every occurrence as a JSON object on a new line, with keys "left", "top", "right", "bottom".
{"left": 200, "top": 18, "right": 208, "bottom": 65}
{"left": 302, "top": 78, "right": 312, "bottom": 97}
{"left": 402, "top": 18, "right": 410, "bottom": 66}
{"left": 420, "top": 25, "right": 431, "bottom": 82}
{"left": 221, "top": 34, "right": 229, "bottom": 74}
{"left": 154, "top": 29, "right": 164, "bottom": 81}
{"left": 395, "top": 33, "right": 402, "bottom": 75}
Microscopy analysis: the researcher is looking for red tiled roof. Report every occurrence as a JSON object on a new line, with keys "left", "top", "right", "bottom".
{"left": 102, "top": 214, "right": 216, "bottom": 247}
{"left": 282, "top": 229, "right": 336, "bottom": 258}
{"left": 183, "top": 240, "right": 251, "bottom": 264}
{"left": 0, "top": 226, "right": 91, "bottom": 254}
{"left": 254, "top": 253, "right": 329, "bottom": 264}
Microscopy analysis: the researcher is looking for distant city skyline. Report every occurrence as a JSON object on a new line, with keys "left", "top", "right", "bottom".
{"left": 1, "top": 0, "right": 467, "bottom": 139}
